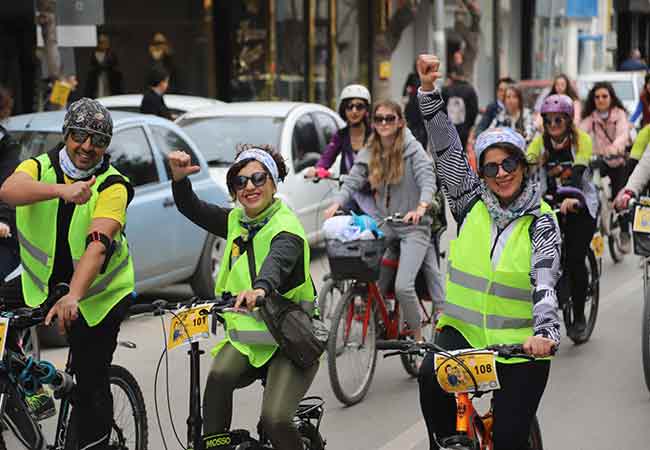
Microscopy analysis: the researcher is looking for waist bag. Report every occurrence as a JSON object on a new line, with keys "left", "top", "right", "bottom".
{"left": 259, "top": 293, "right": 328, "bottom": 369}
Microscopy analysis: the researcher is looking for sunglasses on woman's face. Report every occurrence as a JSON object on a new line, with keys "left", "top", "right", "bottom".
{"left": 68, "top": 128, "right": 111, "bottom": 148}
{"left": 232, "top": 171, "right": 269, "bottom": 191}
{"left": 346, "top": 102, "right": 367, "bottom": 112}
{"left": 374, "top": 114, "right": 397, "bottom": 125}
{"left": 481, "top": 155, "right": 521, "bottom": 178}
{"left": 543, "top": 116, "right": 566, "bottom": 127}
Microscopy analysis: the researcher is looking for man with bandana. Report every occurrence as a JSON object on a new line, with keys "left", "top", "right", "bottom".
{"left": 0, "top": 98, "right": 135, "bottom": 450}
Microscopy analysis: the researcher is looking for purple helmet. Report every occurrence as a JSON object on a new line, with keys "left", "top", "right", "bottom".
{"left": 540, "top": 94, "right": 574, "bottom": 118}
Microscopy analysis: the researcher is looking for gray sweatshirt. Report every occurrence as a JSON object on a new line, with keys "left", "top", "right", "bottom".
{"left": 333, "top": 128, "right": 435, "bottom": 222}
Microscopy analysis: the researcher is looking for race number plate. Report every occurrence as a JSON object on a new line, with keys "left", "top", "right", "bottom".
{"left": 167, "top": 305, "right": 213, "bottom": 351}
{"left": 0, "top": 317, "right": 8, "bottom": 360}
{"left": 591, "top": 233, "right": 604, "bottom": 257}
{"left": 633, "top": 206, "right": 650, "bottom": 234}
{"left": 434, "top": 349, "right": 500, "bottom": 394}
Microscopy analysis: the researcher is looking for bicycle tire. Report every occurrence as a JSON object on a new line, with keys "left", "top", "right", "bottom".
{"left": 64, "top": 365, "right": 148, "bottom": 450}
{"left": 400, "top": 299, "right": 435, "bottom": 378}
{"left": 318, "top": 278, "right": 348, "bottom": 323}
{"left": 108, "top": 365, "right": 149, "bottom": 450}
{"left": 607, "top": 230, "right": 623, "bottom": 264}
{"left": 327, "top": 287, "right": 377, "bottom": 406}
{"left": 0, "top": 434, "right": 5, "bottom": 450}
{"left": 569, "top": 249, "right": 600, "bottom": 344}
{"left": 298, "top": 421, "right": 325, "bottom": 450}
{"left": 528, "top": 416, "right": 544, "bottom": 450}
{"left": 642, "top": 280, "right": 650, "bottom": 392}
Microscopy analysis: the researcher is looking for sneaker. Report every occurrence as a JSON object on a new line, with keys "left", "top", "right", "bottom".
{"left": 619, "top": 231, "right": 632, "bottom": 254}
{"left": 25, "top": 391, "right": 56, "bottom": 421}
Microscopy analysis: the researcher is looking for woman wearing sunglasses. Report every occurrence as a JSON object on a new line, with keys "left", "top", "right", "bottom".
{"left": 324, "top": 99, "right": 440, "bottom": 341}
{"left": 169, "top": 145, "right": 318, "bottom": 450}
{"left": 416, "top": 54, "right": 559, "bottom": 450}
{"left": 580, "top": 81, "right": 632, "bottom": 252}
{"left": 527, "top": 94, "right": 597, "bottom": 335}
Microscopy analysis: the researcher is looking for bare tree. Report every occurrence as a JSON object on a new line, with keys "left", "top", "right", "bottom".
{"left": 372, "top": 0, "right": 419, "bottom": 101}
{"left": 37, "top": 0, "right": 61, "bottom": 80}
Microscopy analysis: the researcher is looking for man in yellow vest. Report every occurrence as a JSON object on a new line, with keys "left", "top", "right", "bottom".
{"left": 0, "top": 98, "right": 135, "bottom": 450}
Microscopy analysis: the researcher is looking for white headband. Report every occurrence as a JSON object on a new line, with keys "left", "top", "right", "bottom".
{"left": 234, "top": 148, "right": 280, "bottom": 186}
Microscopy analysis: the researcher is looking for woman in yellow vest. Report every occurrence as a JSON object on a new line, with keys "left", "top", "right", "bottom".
{"left": 415, "top": 55, "right": 560, "bottom": 450}
{"left": 168, "top": 144, "right": 318, "bottom": 450}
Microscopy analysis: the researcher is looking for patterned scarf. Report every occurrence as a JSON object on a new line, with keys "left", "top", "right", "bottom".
{"left": 239, "top": 199, "right": 282, "bottom": 242}
{"left": 479, "top": 176, "right": 542, "bottom": 230}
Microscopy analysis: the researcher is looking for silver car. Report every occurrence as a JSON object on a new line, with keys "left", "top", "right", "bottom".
{"left": 177, "top": 102, "right": 345, "bottom": 243}
{"left": 5, "top": 111, "right": 228, "bottom": 298}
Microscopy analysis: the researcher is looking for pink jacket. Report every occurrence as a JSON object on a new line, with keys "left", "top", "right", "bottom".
{"left": 579, "top": 107, "right": 630, "bottom": 161}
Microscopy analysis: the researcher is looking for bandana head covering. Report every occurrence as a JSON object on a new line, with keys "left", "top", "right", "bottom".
{"left": 228, "top": 148, "right": 281, "bottom": 189}
{"left": 63, "top": 98, "right": 113, "bottom": 140}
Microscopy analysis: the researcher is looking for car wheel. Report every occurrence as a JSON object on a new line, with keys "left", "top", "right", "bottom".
{"left": 37, "top": 320, "right": 69, "bottom": 348}
{"left": 190, "top": 234, "right": 225, "bottom": 299}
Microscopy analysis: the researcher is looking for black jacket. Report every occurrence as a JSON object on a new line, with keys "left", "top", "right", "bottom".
{"left": 441, "top": 80, "right": 479, "bottom": 148}
{"left": 0, "top": 126, "right": 20, "bottom": 250}
{"left": 140, "top": 89, "right": 172, "bottom": 120}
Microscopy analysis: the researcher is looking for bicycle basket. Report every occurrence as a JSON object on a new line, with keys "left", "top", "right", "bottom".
{"left": 633, "top": 231, "right": 650, "bottom": 257}
{"left": 633, "top": 206, "right": 650, "bottom": 257}
{"left": 326, "top": 238, "right": 386, "bottom": 282}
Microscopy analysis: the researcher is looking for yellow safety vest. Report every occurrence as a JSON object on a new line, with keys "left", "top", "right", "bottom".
{"left": 438, "top": 200, "right": 554, "bottom": 363}
{"left": 16, "top": 150, "right": 135, "bottom": 326}
{"left": 213, "top": 201, "right": 315, "bottom": 367}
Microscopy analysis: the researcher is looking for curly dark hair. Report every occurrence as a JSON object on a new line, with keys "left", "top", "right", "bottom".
{"left": 226, "top": 144, "right": 288, "bottom": 198}
{"left": 582, "top": 81, "right": 628, "bottom": 119}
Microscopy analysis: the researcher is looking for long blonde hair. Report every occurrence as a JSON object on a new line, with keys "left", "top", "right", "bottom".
{"left": 368, "top": 100, "right": 405, "bottom": 189}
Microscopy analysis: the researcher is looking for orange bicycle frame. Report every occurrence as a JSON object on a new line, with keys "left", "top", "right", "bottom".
{"left": 456, "top": 392, "right": 494, "bottom": 450}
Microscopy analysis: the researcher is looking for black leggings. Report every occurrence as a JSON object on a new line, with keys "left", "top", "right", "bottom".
{"left": 602, "top": 163, "right": 630, "bottom": 231}
{"left": 560, "top": 209, "right": 597, "bottom": 316}
{"left": 418, "top": 327, "right": 550, "bottom": 450}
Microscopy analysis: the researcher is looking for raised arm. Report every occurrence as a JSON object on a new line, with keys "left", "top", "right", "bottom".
{"left": 416, "top": 54, "right": 482, "bottom": 223}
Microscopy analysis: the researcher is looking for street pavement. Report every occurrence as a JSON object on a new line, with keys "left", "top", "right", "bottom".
{"left": 39, "top": 245, "right": 650, "bottom": 449}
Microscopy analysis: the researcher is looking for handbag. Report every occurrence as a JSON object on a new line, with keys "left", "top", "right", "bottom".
{"left": 259, "top": 293, "right": 328, "bottom": 369}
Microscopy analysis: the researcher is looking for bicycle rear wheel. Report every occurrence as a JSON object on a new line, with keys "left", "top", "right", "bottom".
{"left": 327, "top": 286, "right": 377, "bottom": 406}
{"left": 318, "top": 277, "right": 349, "bottom": 324}
{"left": 607, "top": 212, "right": 623, "bottom": 263}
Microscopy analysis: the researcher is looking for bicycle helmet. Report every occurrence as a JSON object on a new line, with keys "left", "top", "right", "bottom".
{"left": 338, "top": 84, "right": 371, "bottom": 120}
{"left": 63, "top": 97, "right": 113, "bottom": 139}
{"left": 474, "top": 127, "right": 526, "bottom": 167}
{"left": 540, "top": 94, "right": 574, "bottom": 118}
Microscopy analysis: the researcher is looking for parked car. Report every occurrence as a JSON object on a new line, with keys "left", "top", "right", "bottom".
{"left": 576, "top": 71, "right": 646, "bottom": 123}
{"left": 97, "top": 94, "right": 225, "bottom": 117}
{"left": 5, "top": 111, "right": 228, "bottom": 303}
{"left": 177, "top": 101, "right": 346, "bottom": 243}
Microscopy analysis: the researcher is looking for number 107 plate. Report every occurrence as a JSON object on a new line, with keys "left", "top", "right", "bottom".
{"left": 434, "top": 349, "right": 500, "bottom": 394}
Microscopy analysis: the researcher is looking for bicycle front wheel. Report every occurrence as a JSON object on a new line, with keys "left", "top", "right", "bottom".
{"left": 327, "top": 286, "right": 377, "bottom": 406}
{"left": 318, "top": 277, "right": 349, "bottom": 324}
{"left": 400, "top": 298, "right": 436, "bottom": 378}
{"left": 109, "top": 365, "right": 148, "bottom": 450}
{"left": 569, "top": 249, "right": 600, "bottom": 344}
{"left": 642, "top": 279, "right": 650, "bottom": 392}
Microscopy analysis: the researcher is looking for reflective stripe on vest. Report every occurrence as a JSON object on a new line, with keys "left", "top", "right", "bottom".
{"left": 228, "top": 329, "right": 277, "bottom": 345}
{"left": 17, "top": 230, "right": 49, "bottom": 266}
{"left": 438, "top": 200, "right": 554, "bottom": 364}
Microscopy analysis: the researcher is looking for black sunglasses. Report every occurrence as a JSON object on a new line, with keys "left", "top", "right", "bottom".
{"left": 543, "top": 116, "right": 566, "bottom": 127}
{"left": 68, "top": 128, "right": 111, "bottom": 148}
{"left": 345, "top": 102, "right": 367, "bottom": 112}
{"left": 374, "top": 114, "right": 397, "bottom": 124}
{"left": 232, "top": 171, "right": 269, "bottom": 191}
{"left": 481, "top": 155, "right": 522, "bottom": 178}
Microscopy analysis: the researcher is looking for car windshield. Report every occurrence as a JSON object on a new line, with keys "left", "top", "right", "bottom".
{"left": 179, "top": 116, "right": 284, "bottom": 165}
{"left": 10, "top": 131, "right": 63, "bottom": 161}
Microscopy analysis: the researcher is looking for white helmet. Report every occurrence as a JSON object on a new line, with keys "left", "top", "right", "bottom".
{"left": 338, "top": 84, "right": 371, "bottom": 109}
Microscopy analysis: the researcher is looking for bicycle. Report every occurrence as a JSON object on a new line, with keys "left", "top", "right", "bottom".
{"left": 626, "top": 196, "right": 650, "bottom": 391}
{"left": 547, "top": 186, "right": 601, "bottom": 344}
{"left": 0, "top": 283, "right": 148, "bottom": 450}
{"left": 325, "top": 214, "right": 436, "bottom": 405}
{"left": 591, "top": 155, "right": 630, "bottom": 263}
{"left": 383, "top": 340, "right": 546, "bottom": 450}
{"left": 0, "top": 265, "right": 39, "bottom": 361}
{"left": 130, "top": 295, "right": 326, "bottom": 450}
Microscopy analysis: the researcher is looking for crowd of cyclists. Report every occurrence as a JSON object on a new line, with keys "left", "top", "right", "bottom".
{"left": 0, "top": 55, "right": 649, "bottom": 449}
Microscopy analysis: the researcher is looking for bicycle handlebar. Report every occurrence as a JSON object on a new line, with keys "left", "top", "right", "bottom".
{"left": 382, "top": 341, "right": 552, "bottom": 360}
{"left": 0, "top": 283, "right": 70, "bottom": 330}
{"left": 128, "top": 294, "right": 266, "bottom": 317}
